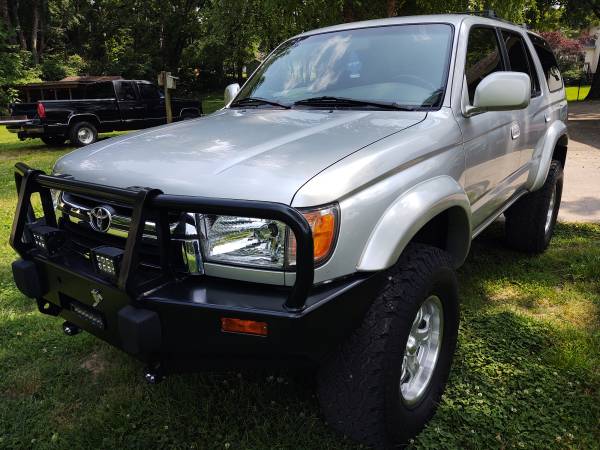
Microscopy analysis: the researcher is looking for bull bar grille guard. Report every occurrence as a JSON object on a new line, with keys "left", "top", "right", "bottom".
{"left": 10, "top": 162, "right": 315, "bottom": 311}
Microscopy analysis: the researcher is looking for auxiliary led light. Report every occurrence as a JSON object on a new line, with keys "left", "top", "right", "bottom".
{"left": 91, "top": 246, "right": 124, "bottom": 279}
{"left": 29, "top": 224, "right": 67, "bottom": 257}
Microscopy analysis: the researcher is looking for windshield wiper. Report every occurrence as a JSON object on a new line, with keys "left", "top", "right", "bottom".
{"left": 230, "top": 97, "right": 291, "bottom": 109}
{"left": 293, "top": 96, "right": 417, "bottom": 111}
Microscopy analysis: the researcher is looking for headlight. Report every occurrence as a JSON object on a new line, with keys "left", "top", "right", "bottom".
{"left": 200, "top": 204, "right": 339, "bottom": 270}
{"left": 201, "top": 215, "right": 287, "bottom": 269}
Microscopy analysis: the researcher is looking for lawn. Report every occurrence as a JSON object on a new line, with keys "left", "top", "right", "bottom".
{"left": 565, "top": 85, "right": 591, "bottom": 102}
{"left": 0, "top": 126, "right": 599, "bottom": 449}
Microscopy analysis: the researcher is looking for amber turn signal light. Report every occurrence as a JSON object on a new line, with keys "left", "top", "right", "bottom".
{"left": 221, "top": 318, "right": 268, "bottom": 336}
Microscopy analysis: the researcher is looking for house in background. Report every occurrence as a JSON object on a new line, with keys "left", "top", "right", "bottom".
{"left": 582, "top": 26, "right": 599, "bottom": 76}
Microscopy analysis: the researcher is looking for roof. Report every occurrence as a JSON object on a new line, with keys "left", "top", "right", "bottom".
{"left": 296, "top": 13, "right": 527, "bottom": 39}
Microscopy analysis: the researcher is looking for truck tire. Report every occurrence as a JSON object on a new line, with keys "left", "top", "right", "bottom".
{"left": 41, "top": 135, "right": 66, "bottom": 147}
{"left": 317, "top": 244, "right": 459, "bottom": 448}
{"left": 505, "top": 160, "right": 563, "bottom": 253}
{"left": 69, "top": 121, "right": 98, "bottom": 147}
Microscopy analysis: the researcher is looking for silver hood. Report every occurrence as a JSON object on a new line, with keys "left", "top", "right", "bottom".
{"left": 54, "top": 108, "right": 426, "bottom": 204}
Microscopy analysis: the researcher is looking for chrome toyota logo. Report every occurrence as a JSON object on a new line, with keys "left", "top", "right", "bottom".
{"left": 88, "top": 206, "right": 113, "bottom": 233}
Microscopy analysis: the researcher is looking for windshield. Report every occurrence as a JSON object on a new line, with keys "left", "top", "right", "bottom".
{"left": 235, "top": 24, "right": 454, "bottom": 109}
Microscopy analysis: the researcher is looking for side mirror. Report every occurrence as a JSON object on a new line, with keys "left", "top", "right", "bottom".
{"left": 224, "top": 83, "right": 240, "bottom": 107}
{"left": 465, "top": 72, "right": 531, "bottom": 117}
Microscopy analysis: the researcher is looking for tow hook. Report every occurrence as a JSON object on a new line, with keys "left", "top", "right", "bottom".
{"left": 143, "top": 364, "right": 165, "bottom": 384}
{"left": 62, "top": 321, "right": 81, "bottom": 336}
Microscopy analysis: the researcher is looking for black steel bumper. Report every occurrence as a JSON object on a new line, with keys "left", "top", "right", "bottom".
{"left": 10, "top": 163, "right": 379, "bottom": 371}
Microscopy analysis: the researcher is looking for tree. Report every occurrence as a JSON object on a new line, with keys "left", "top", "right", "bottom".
{"left": 558, "top": 0, "right": 600, "bottom": 99}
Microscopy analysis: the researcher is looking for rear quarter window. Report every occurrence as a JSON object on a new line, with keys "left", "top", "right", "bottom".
{"left": 528, "top": 33, "right": 563, "bottom": 92}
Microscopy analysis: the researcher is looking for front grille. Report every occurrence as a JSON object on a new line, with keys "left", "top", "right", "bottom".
{"left": 57, "top": 192, "right": 199, "bottom": 275}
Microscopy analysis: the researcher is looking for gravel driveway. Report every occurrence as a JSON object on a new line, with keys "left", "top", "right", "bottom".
{"left": 558, "top": 101, "right": 600, "bottom": 223}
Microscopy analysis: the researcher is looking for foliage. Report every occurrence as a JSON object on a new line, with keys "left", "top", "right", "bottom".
{"left": 539, "top": 30, "right": 586, "bottom": 82}
{"left": 2, "top": 0, "right": 599, "bottom": 108}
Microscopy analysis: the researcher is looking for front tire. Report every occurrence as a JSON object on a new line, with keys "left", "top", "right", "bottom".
{"left": 317, "top": 244, "right": 459, "bottom": 448}
{"left": 505, "top": 160, "right": 563, "bottom": 253}
{"left": 69, "top": 121, "right": 98, "bottom": 147}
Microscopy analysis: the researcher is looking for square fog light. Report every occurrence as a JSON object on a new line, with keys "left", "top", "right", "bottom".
{"left": 91, "top": 246, "right": 124, "bottom": 279}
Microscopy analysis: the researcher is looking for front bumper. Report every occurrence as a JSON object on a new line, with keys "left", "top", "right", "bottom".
{"left": 10, "top": 163, "right": 379, "bottom": 371}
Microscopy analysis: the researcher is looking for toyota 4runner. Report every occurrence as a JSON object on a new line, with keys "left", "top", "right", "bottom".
{"left": 10, "top": 13, "right": 568, "bottom": 448}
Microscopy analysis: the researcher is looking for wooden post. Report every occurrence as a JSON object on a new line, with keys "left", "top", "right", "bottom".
{"left": 159, "top": 71, "right": 174, "bottom": 124}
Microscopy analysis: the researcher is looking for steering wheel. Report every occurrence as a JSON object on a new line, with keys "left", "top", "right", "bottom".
{"left": 392, "top": 74, "right": 438, "bottom": 91}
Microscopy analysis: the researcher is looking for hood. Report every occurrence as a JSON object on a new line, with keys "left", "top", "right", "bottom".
{"left": 54, "top": 108, "right": 426, "bottom": 204}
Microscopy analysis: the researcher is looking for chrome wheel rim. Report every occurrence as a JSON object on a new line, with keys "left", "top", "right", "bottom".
{"left": 545, "top": 185, "right": 557, "bottom": 234}
{"left": 400, "top": 295, "right": 444, "bottom": 405}
{"left": 77, "top": 127, "right": 94, "bottom": 144}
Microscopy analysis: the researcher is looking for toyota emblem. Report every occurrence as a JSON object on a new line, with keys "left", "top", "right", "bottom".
{"left": 88, "top": 206, "right": 113, "bottom": 233}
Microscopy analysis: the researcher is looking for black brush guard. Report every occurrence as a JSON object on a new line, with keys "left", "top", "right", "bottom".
{"left": 9, "top": 163, "right": 380, "bottom": 369}
{"left": 10, "top": 162, "right": 314, "bottom": 310}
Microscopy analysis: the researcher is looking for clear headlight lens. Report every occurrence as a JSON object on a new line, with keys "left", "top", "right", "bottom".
{"left": 201, "top": 215, "right": 287, "bottom": 269}
{"left": 200, "top": 204, "right": 338, "bottom": 270}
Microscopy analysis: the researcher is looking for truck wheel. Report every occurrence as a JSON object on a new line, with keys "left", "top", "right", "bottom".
{"left": 69, "top": 121, "right": 98, "bottom": 147}
{"left": 41, "top": 135, "right": 66, "bottom": 147}
{"left": 317, "top": 244, "right": 459, "bottom": 448}
{"left": 505, "top": 160, "right": 563, "bottom": 253}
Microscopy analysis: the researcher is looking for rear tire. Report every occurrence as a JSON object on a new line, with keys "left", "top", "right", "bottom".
{"left": 317, "top": 244, "right": 459, "bottom": 448}
{"left": 41, "top": 135, "right": 66, "bottom": 146}
{"left": 69, "top": 121, "right": 98, "bottom": 147}
{"left": 505, "top": 160, "right": 563, "bottom": 253}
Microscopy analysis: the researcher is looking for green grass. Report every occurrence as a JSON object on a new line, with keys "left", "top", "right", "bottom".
{"left": 202, "top": 92, "right": 225, "bottom": 114}
{"left": 565, "top": 85, "right": 591, "bottom": 102}
{"left": 0, "top": 127, "right": 599, "bottom": 449}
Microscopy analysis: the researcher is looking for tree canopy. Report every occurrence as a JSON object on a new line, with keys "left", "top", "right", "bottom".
{"left": 0, "top": 0, "right": 599, "bottom": 111}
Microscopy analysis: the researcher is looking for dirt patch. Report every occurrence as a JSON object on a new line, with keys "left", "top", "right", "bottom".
{"left": 80, "top": 351, "right": 107, "bottom": 377}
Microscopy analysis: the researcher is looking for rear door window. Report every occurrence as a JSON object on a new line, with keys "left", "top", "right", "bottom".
{"left": 528, "top": 33, "right": 563, "bottom": 92}
{"left": 138, "top": 83, "right": 161, "bottom": 100}
{"left": 465, "top": 27, "right": 505, "bottom": 104}
{"left": 117, "top": 82, "right": 137, "bottom": 101}
{"left": 502, "top": 31, "right": 541, "bottom": 97}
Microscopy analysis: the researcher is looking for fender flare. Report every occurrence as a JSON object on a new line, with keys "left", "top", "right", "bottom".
{"left": 358, "top": 176, "right": 472, "bottom": 271}
{"left": 67, "top": 113, "right": 101, "bottom": 128}
{"left": 529, "top": 121, "right": 568, "bottom": 192}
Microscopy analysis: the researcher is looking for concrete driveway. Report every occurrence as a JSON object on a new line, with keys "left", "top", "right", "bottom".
{"left": 558, "top": 101, "right": 600, "bottom": 223}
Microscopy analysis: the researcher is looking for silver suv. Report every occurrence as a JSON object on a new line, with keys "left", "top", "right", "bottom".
{"left": 10, "top": 13, "right": 568, "bottom": 448}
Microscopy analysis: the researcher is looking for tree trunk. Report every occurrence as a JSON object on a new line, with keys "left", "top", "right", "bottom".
{"left": 586, "top": 58, "right": 600, "bottom": 100}
{"left": 10, "top": 0, "right": 27, "bottom": 49}
{"left": 343, "top": 0, "right": 354, "bottom": 22}
{"left": 0, "top": 0, "right": 10, "bottom": 26}
{"left": 31, "top": 0, "right": 40, "bottom": 64}
{"left": 386, "top": 0, "right": 397, "bottom": 17}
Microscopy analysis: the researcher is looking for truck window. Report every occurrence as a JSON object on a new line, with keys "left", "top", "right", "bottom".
{"left": 502, "top": 31, "right": 541, "bottom": 97}
{"left": 117, "top": 82, "right": 137, "bottom": 101}
{"left": 138, "top": 83, "right": 161, "bottom": 100}
{"left": 528, "top": 33, "right": 563, "bottom": 92}
{"left": 465, "top": 27, "right": 504, "bottom": 104}
{"left": 85, "top": 82, "right": 115, "bottom": 99}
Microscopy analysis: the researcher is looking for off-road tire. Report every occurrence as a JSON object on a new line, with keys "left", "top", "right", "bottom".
{"left": 41, "top": 135, "right": 66, "bottom": 146}
{"left": 69, "top": 121, "right": 98, "bottom": 147}
{"left": 505, "top": 160, "right": 563, "bottom": 253}
{"left": 317, "top": 244, "right": 459, "bottom": 448}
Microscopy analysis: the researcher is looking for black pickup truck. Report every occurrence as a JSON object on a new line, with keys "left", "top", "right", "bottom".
{"left": 3, "top": 79, "right": 202, "bottom": 146}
